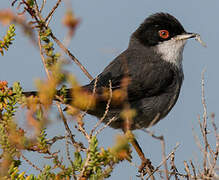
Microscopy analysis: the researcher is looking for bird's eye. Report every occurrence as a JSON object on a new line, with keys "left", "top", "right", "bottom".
{"left": 158, "top": 30, "right": 169, "bottom": 39}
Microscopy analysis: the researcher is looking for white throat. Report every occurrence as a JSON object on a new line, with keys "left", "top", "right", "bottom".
{"left": 155, "top": 38, "right": 187, "bottom": 68}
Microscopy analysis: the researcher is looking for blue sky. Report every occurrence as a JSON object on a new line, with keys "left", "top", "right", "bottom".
{"left": 1, "top": 0, "right": 219, "bottom": 179}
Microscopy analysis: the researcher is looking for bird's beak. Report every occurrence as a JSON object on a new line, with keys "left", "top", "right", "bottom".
{"left": 174, "top": 32, "right": 206, "bottom": 47}
{"left": 175, "top": 32, "right": 197, "bottom": 40}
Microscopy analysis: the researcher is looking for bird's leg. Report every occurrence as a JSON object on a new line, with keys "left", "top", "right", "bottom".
{"left": 125, "top": 130, "right": 154, "bottom": 177}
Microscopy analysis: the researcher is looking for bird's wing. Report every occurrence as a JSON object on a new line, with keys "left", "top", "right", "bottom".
{"left": 87, "top": 49, "right": 177, "bottom": 101}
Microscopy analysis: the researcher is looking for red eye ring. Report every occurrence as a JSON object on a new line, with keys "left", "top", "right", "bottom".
{"left": 158, "top": 30, "right": 169, "bottom": 39}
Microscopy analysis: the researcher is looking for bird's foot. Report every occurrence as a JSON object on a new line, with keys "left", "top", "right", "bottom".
{"left": 138, "top": 158, "right": 154, "bottom": 176}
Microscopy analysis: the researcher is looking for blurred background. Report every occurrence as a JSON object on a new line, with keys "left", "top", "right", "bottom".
{"left": 1, "top": 0, "right": 219, "bottom": 179}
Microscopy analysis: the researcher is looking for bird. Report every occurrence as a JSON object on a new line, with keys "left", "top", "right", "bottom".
{"left": 67, "top": 12, "right": 198, "bottom": 130}
{"left": 23, "top": 12, "right": 203, "bottom": 173}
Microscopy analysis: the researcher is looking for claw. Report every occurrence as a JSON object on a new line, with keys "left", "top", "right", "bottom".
{"left": 138, "top": 158, "right": 154, "bottom": 176}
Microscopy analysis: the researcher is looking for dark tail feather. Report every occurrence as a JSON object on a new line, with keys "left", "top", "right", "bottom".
{"left": 22, "top": 89, "right": 71, "bottom": 99}
{"left": 23, "top": 90, "right": 38, "bottom": 97}
{"left": 22, "top": 83, "right": 94, "bottom": 103}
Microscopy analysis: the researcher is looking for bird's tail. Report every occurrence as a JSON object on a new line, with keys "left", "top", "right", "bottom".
{"left": 22, "top": 88, "right": 72, "bottom": 102}
{"left": 22, "top": 84, "right": 93, "bottom": 102}
{"left": 23, "top": 90, "right": 38, "bottom": 97}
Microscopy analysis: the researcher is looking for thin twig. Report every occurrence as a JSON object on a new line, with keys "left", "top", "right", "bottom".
{"left": 75, "top": 122, "right": 90, "bottom": 140}
{"left": 192, "top": 120, "right": 204, "bottom": 153}
{"left": 44, "top": 150, "right": 66, "bottom": 170}
{"left": 37, "top": 32, "right": 51, "bottom": 79}
{"left": 65, "top": 135, "right": 77, "bottom": 180}
{"left": 211, "top": 113, "right": 218, "bottom": 139}
{"left": 169, "top": 152, "right": 179, "bottom": 180}
{"left": 65, "top": 135, "right": 73, "bottom": 165}
{"left": 56, "top": 103, "right": 85, "bottom": 151}
{"left": 143, "top": 130, "right": 169, "bottom": 179}
{"left": 78, "top": 131, "right": 92, "bottom": 179}
{"left": 95, "top": 117, "right": 116, "bottom": 135}
{"left": 160, "top": 136, "right": 169, "bottom": 180}
{"left": 33, "top": 0, "right": 40, "bottom": 15}
{"left": 201, "top": 69, "right": 207, "bottom": 137}
{"left": 47, "top": 135, "right": 67, "bottom": 145}
{"left": 78, "top": 149, "right": 90, "bottom": 179}
{"left": 39, "top": 0, "right": 46, "bottom": 13}
{"left": 50, "top": 32, "right": 93, "bottom": 81}
{"left": 201, "top": 69, "right": 208, "bottom": 174}
{"left": 81, "top": 76, "right": 98, "bottom": 120}
{"left": 33, "top": 0, "right": 44, "bottom": 22}
{"left": 208, "top": 114, "right": 219, "bottom": 177}
{"left": 21, "top": 153, "right": 42, "bottom": 172}
{"left": 145, "top": 143, "right": 180, "bottom": 180}
{"left": 55, "top": 95, "right": 90, "bottom": 141}
{"left": 184, "top": 161, "right": 191, "bottom": 179}
{"left": 45, "top": 0, "right": 62, "bottom": 26}
{"left": 190, "top": 160, "right": 197, "bottom": 180}
{"left": 92, "top": 80, "right": 112, "bottom": 136}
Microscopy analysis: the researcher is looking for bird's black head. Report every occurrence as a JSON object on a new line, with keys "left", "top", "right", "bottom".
{"left": 133, "top": 13, "right": 186, "bottom": 46}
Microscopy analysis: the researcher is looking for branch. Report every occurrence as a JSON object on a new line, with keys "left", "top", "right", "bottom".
{"left": 50, "top": 32, "right": 93, "bottom": 81}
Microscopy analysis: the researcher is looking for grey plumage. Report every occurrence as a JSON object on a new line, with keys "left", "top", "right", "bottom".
{"left": 85, "top": 36, "right": 184, "bottom": 129}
